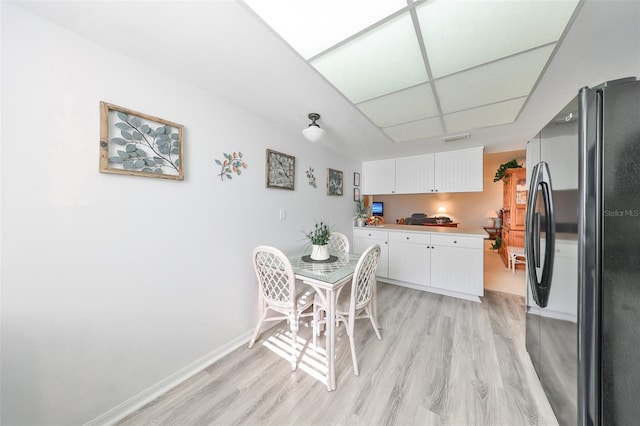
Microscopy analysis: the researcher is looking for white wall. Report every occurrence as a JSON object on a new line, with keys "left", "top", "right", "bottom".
{"left": 373, "top": 151, "right": 526, "bottom": 228}
{"left": 0, "top": 4, "right": 358, "bottom": 424}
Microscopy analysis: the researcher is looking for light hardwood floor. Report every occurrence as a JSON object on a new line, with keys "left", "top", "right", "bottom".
{"left": 119, "top": 284, "right": 557, "bottom": 425}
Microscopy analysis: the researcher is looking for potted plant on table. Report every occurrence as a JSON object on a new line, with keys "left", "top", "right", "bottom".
{"left": 304, "top": 220, "right": 331, "bottom": 260}
{"left": 354, "top": 199, "right": 369, "bottom": 227}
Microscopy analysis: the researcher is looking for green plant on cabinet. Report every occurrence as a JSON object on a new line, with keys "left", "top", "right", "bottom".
{"left": 493, "top": 159, "right": 522, "bottom": 182}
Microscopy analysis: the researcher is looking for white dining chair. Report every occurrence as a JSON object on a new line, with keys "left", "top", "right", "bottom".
{"left": 327, "top": 232, "right": 350, "bottom": 255}
{"left": 313, "top": 244, "right": 382, "bottom": 376}
{"left": 248, "top": 245, "right": 315, "bottom": 370}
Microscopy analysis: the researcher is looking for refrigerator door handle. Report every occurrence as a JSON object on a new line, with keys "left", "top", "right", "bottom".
{"left": 525, "top": 162, "right": 556, "bottom": 307}
{"left": 535, "top": 212, "right": 541, "bottom": 267}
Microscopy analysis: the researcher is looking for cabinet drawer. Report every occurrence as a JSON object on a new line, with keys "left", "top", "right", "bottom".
{"left": 353, "top": 229, "right": 388, "bottom": 241}
{"left": 431, "top": 234, "right": 483, "bottom": 249}
{"left": 389, "top": 231, "right": 430, "bottom": 244}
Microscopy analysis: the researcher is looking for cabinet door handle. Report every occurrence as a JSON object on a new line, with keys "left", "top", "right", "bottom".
{"left": 406, "top": 236, "right": 410, "bottom": 240}
{"left": 453, "top": 240, "right": 457, "bottom": 244}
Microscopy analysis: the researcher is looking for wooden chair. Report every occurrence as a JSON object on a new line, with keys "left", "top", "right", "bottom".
{"left": 313, "top": 244, "right": 382, "bottom": 376}
{"left": 327, "top": 232, "right": 350, "bottom": 255}
{"left": 248, "top": 246, "right": 314, "bottom": 370}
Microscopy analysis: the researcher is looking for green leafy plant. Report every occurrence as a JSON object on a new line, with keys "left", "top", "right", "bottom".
{"left": 493, "top": 159, "right": 522, "bottom": 182}
{"left": 490, "top": 236, "right": 502, "bottom": 250}
{"left": 108, "top": 111, "right": 181, "bottom": 174}
{"left": 304, "top": 220, "right": 331, "bottom": 246}
{"left": 215, "top": 151, "right": 247, "bottom": 181}
{"left": 354, "top": 199, "right": 370, "bottom": 220}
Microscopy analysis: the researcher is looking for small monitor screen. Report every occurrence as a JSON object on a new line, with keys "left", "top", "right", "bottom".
{"left": 372, "top": 202, "right": 383, "bottom": 217}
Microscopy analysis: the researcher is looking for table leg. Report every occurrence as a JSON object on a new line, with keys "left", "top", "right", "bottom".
{"left": 327, "top": 287, "right": 337, "bottom": 391}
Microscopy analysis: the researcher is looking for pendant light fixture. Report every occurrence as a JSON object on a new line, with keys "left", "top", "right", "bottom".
{"left": 302, "top": 113, "right": 325, "bottom": 142}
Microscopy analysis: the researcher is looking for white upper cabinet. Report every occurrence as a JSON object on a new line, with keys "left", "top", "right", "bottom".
{"left": 362, "top": 147, "right": 483, "bottom": 195}
{"left": 362, "top": 159, "right": 396, "bottom": 195}
{"left": 433, "top": 146, "right": 484, "bottom": 193}
{"left": 395, "top": 154, "right": 435, "bottom": 194}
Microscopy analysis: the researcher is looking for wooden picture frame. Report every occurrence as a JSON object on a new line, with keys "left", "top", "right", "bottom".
{"left": 354, "top": 172, "right": 360, "bottom": 187}
{"left": 99, "top": 102, "right": 184, "bottom": 180}
{"left": 354, "top": 187, "right": 360, "bottom": 201}
{"left": 266, "top": 149, "right": 295, "bottom": 190}
{"left": 327, "top": 168, "right": 343, "bottom": 196}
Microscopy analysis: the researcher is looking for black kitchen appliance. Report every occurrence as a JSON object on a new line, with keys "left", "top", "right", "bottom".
{"left": 525, "top": 77, "right": 640, "bottom": 425}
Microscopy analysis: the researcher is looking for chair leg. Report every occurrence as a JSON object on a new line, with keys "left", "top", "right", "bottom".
{"left": 367, "top": 306, "right": 382, "bottom": 340}
{"left": 290, "top": 318, "right": 298, "bottom": 371}
{"left": 345, "top": 321, "right": 359, "bottom": 377}
{"left": 248, "top": 310, "right": 266, "bottom": 349}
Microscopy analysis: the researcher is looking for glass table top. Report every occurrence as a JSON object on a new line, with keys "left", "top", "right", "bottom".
{"left": 288, "top": 252, "right": 360, "bottom": 284}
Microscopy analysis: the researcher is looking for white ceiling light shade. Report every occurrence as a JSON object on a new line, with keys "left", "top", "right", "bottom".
{"left": 302, "top": 113, "right": 325, "bottom": 142}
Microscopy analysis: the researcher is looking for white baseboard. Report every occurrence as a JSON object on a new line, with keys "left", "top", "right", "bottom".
{"left": 85, "top": 330, "right": 253, "bottom": 426}
{"left": 377, "top": 278, "right": 482, "bottom": 303}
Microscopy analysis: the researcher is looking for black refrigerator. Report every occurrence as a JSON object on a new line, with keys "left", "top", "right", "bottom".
{"left": 525, "top": 77, "right": 640, "bottom": 425}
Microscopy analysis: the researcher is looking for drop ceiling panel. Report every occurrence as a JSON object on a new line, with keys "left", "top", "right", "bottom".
{"left": 310, "top": 12, "right": 428, "bottom": 104}
{"left": 444, "top": 97, "right": 526, "bottom": 133}
{"left": 244, "top": 0, "right": 407, "bottom": 59}
{"left": 417, "top": 0, "right": 579, "bottom": 78}
{"left": 435, "top": 44, "right": 555, "bottom": 114}
{"left": 383, "top": 116, "right": 444, "bottom": 143}
{"left": 356, "top": 83, "right": 439, "bottom": 127}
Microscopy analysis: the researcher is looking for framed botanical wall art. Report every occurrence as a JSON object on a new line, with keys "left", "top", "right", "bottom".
{"left": 266, "top": 149, "right": 295, "bottom": 190}
{"left": 354, "top": 187, "right": 360, "bottom": 201}
{"left": 99, "top": 102, "right": 184, "bottom": 180}
{"left": 354, "top": 172, "right": 360, "bottom": 187}
{"left": 327, "top": 168, "right": 343, "bottom": 196}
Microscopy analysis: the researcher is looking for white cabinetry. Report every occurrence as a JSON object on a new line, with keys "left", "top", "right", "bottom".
{"left": 395, "top": 154, "right": 435, "bottom": 194}
{"left": 353, "top": 228, "right": 484, "bottom": 301}
{"left": 362, "top": 147, "right": 483, "bottom": 195}
{"left": 361, "top": 159, "right": 395, "bottom": 195}
{"left": 352, "top": 229, "right": 389, "bottom": 278}
{"left": 388, "top": 232, "right": 430, "bottom": 287}
{"left": 430, "top": 235, "right": 484, "bottom": 297}
{"left": 434, "top": 146, "right": 484, "bottom": 193}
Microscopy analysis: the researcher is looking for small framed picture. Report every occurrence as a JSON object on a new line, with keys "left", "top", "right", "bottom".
{"left": 266, "top": 149, "right": 295, "bottom": 190}
{"left": 327, "top": 168, "right": 343, "bottom": 196}
{"left": 354, "top": 187, "right": 360, "bottom": 201}
{"left": 354, "top": 172, "right": 360, "bottom": 187}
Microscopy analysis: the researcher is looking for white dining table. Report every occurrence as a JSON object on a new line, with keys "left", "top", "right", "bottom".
{"left": 287, "top": 252, "right": 360, "bottom": 391}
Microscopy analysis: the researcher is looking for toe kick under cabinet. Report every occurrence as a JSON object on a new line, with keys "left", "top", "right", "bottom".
{"left": 353, "top": 227, "right": 485, "bottom": 302}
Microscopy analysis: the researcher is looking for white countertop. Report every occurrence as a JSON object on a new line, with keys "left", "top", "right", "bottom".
{"left": 354, "top": 223, "right": 487, "bottom": 238}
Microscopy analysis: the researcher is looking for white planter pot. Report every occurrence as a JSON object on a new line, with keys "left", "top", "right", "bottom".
{"left": 310, "top": 244, "right": 330, "bottom": 261}
{"left": 355, "top": 218, "right": 365, "bottom": 227}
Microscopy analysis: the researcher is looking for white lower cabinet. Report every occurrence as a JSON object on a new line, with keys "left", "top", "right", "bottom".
{"left": 388, "top": 232, "right": 430, "bottom": 287}
{"left": 430, "top": 235, "right": 484, "bottom": 298}
{"left": 353, "top": 228, "right": 484, "bottom": 301}
{"left": 353, "top": 229, "right": 389, "bottom": 278}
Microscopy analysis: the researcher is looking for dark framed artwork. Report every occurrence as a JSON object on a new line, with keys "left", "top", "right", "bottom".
{"left": 354, "top": 187, "right": 360, "bottom": 201}
{"left": 354, "top": 172, "right": 360, "bottom": 187}
{"left": 266, "top": 149, "right": 295, "bottom": 190}
{"left": 327, "top": 168, "right": 343, "bottom": 196}
{"left": 99, "top": 101, "right": 184, "bottom": 180}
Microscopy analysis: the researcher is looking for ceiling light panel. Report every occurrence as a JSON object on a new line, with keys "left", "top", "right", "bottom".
{"left": 417, "top": 0, "right": 579, "bottom": 78}
{"left": 444, "top": 97, "right": 526, "bottom": 133}
{"left": 383, "top": 116, "right": 444, "bottom": 143}
{"left": 243, "top": 0, "right": 407, "bottom": 59}
{"left": 435, "top": 44, "right": 555, "bottom": 114}
{"left": 310, "top": 12, "right": 428, "bottom": 104}
{"left": 356, "top": 83, "right": 439, "bottom": 127}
